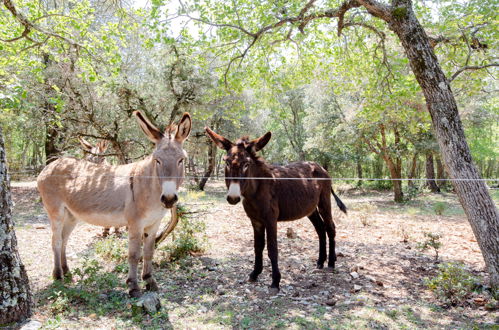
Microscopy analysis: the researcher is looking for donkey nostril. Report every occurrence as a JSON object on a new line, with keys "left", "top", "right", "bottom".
{"left": 172, "top": 195, "right": 178, "bottom": 202}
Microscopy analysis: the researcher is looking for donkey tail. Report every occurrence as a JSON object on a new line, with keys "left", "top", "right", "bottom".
{"left": 331, "top": 188, "right": 347, "bottom": 214}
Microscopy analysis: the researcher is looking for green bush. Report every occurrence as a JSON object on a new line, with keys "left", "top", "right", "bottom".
{"left": 425, "top": 262, "right": 478, "bottom": 306}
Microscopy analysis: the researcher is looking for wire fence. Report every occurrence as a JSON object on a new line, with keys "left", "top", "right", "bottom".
{"left": 9, "top": 172, "right": 499, "bottom": 183}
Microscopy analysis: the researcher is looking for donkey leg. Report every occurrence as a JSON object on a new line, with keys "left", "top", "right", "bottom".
{"left": 318, "top": 193, "right": 336, "bottom": 269}
{"left": 102, "top": 227, "right": 110, "bottom": 237}
{"left": 265, "top": 220, "right": 281, "bottom": 292}
{"left": 142, "top": 220, "right": 161, "bottom": 292}
{"left": 60, "top": 211, "right": 78, "bottom": 276}
{"left": 249, "top": 220, "right": 266, "bottom": 282}
{"left": 49, "top": 212, "right": 64, "bottom": 280}
{"left": 127, "top": 226, "right": 143, "bottom": 298}
{"left": 308, "top": 210, "right": 327, "bottom": 269}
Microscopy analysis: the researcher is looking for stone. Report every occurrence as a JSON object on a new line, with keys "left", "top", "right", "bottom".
{"left": 350, "top": 272, "right": 360, "bottom": 279}
{"left": 286, "top": 228, "right": 298, "bottom": 239}
{"left": 353, "top": 285, "right": 362, "bottom": 292}
{"left": 134, "top": 292, "right": 161, "bottom": 314}
{"left": 20, "top": 320, "right": 42, "bottom": 330}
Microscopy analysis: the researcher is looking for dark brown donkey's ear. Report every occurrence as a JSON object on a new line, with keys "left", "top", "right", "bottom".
{"left": 251, "top": 132, "right": 272, "bottom": 152}
{"left": 134, "top": 111, "right": 164, "bottom": 143}
{"left": 79, "top": 137, "right": 93, "bottom": 152}
{"left": 175, "top": 113, "right": 192, "bottom": 142}
{"left": 205, "top": 127, "right": 233, "bottom": 150}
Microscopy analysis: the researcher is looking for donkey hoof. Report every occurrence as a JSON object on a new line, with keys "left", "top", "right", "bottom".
{"left": 129, "top": 288, "right": 142, "bottom": 298}
{"left": 146, "top": 281, "right": 159, "bottom": 292}
{"left": 316, "top": 263, "right": 324, "bottom": 269}
{"left": 268, "top": 287, "right": 280, "bottom": 295}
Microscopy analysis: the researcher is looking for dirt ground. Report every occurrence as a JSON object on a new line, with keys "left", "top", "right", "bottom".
{"left": 10, "top": 181, "right": 499, "bottom": 329}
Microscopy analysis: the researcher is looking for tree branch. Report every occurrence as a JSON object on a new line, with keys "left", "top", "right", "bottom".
{"left": 450, "top": 63, "right": 499, "bottom": 82}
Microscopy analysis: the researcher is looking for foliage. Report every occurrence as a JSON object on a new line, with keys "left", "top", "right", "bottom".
{"left": 42, "top": 258, "right": 124, "bottom": 316}
{"left": 425, "top": 262, "right": 478, "bottom": 306}
{"left": 417, "top": 232, "right": 442, "bottom": 260}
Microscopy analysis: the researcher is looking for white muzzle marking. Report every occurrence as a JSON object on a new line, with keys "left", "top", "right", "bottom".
{"left": 162, "top": 180, "right": 177, "bottom": 197}
{"left": 227, "top": 182, "right": 241, "bottom": 199}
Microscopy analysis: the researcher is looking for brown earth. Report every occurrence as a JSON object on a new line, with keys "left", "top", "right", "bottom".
{"left": 11, "top": 181, "right": 499, "bottom": 329}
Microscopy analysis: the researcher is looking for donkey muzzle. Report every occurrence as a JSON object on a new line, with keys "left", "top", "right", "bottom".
{"left": 227, "top": 195, "right": 241, "bottom": 205}
{"left": 161, "top": 194, "right": 178, "bottom": 208}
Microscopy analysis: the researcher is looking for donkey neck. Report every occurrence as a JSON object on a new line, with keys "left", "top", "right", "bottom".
{"left": 241, "top": 160, "right": 273, "bottom": 198}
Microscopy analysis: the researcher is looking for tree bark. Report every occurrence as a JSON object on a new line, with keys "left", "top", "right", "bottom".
{"left": 198, "top": 137, "right": 217, "bottom": 191}
{"left": 0, "top": 126, "right": 32, "bottom": 325}
{"left": 425, "top": 152, "right": 440, "bottom": 193}
{"left": 375, "top": 0, "right": 499, "bottom": 288}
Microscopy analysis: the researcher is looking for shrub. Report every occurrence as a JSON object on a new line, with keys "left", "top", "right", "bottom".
{"left": 44, "top": 258, "right": 123, "bottom": 316}
{"left": 425, "top": 262, "right": 478, "bottom": 306}
{"left": 417, "top": 232, "right": 442, "bottom": 260}
{"left": 432, "top": 202, "right": 447, "bottom": 215}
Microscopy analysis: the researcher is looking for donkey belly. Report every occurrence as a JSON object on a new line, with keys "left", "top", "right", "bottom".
{"left": 67, "top": 208, "right": 128, "bottom": 228}
{"left": 277, "top": 196, "right": 320, "bottom": 221}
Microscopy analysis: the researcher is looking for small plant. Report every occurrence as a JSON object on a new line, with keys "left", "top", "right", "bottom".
{"left": 157, "top": 204, "right": 207, "bottom": 261}
{"left": 356, "top": 203, "right": 377, "bottom": 227}
{"left": 417, "top": 232, "right": 442, "bottom": 260}
{"left": 425, "top": 262, "right": 478, "bottom": 306}
{"left": 397, "top": 225, "right": 411, "bottom": 243}
{"left": 404, "top": 185, "right": 420, "bottom": 201}
{"left": 432, "top": 201, "right": 447, "bottom": 215}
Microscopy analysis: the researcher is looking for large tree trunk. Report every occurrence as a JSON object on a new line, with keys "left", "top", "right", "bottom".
{"left": 0, "top": 127, "right": 32, "bottom": 325}
{"left": 380, "top": 0, "right": 499, "bottom": 288}
{"left": 425, "top": 152, "right": 440, "bottom": 193}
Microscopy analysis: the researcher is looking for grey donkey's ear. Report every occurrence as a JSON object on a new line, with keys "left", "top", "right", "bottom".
{"left": 175, "top": 113, "right": 192, "bottom": 142}
{"left": 79, "top": 137, "right": 93, "bottom": 151}
{"left": 134, "top": 111, "right": 163, "bottom": 143}
{"left": 251, "top": 132, "right": 272, "bottom": 152}
{"left": 205, "top": 127, "right": 233, "bottom": 150}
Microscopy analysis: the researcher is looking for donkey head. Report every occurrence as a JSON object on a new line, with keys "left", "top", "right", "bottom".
{"left": 205, "top": 127, "right": 271, "bottom": 205}
{"left": 135, "top": 111, "right": 192, "bottom": 208}
{"left": 79, "top": 137, "right": 109, "bottom": 164}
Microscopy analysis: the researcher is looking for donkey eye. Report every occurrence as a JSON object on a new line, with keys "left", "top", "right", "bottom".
{"left": 243, "top": 163, "right": 249, "bottom": 172}
{"left": 178, "top": 158, "right": 184, "bottom": 166}
{"left": 155, "top": 159, "right": 161, "bottom": 165}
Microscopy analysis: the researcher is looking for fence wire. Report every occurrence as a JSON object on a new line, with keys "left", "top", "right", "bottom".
{"left": 8, "top": 172, "right": 499, "bottom": 182}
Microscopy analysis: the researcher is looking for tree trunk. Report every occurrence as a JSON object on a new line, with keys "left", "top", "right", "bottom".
{"left": 408, "top": 153, "right": 418, "bottom": 188}
{"left": 198, "top": 138, "right": 216, "bottom": 191}
{"left": 436, "top": 156, "right": 446, "bottom": 189}
{"left": 384, "top": 156, "right": 404, "bottom": 202}
{"left": 356, "top": 158, "right": 363, "bottom": 187}
{"left": 0, "top": 127, "right": 32, "bottom": 325}
{"left": 425, "top": 152, "right": 440, "bottom": 193}
{"left": 384, "top": 0, "right": 499, "bottom": 288}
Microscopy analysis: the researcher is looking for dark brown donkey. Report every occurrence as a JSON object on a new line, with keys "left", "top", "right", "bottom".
{"left": 205, "top": 128, "right": 347, "bottom": 293}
